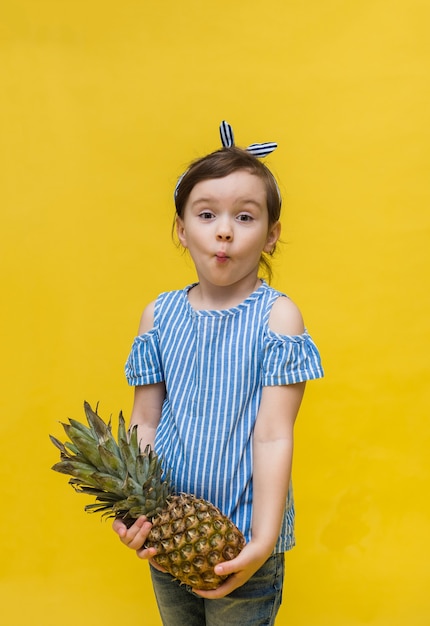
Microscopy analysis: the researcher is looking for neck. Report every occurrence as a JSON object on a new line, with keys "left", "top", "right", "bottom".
{"left": 188, "top": 277, "right": 262, "bottom": 311}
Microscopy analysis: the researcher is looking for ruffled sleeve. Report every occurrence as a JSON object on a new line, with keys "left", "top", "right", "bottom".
{"left": 262, "top": 329, "right": 324, "bottom": 386}
{"left": 124, "top": 329, "right": 164, "bottom": 386}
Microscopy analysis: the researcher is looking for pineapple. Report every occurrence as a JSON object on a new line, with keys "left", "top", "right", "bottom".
{"left": 50, "top": 402, "right": 245, "bottom": 590}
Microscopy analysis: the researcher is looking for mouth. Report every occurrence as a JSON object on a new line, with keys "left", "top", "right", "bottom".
{"left": 215, "top": 252, "right": 230, "bottom": 263}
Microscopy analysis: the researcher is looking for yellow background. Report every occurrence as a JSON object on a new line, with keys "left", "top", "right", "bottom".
{"left": 1, "top": 1, "right": 429, "bottom": 624}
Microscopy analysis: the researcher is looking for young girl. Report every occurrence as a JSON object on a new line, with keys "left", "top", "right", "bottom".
{"left": 113, "top": 121, "right": 324, "bottom": 626}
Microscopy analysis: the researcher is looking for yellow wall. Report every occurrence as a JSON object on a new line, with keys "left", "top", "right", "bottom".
{"left": 1, "top": 1, "right": 429, "bottom": 624}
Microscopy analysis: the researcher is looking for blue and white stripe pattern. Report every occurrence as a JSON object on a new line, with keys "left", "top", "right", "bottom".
{"left": 220, "top": 120, "right": 278, "bottom": 157}
{"left": 125, "top": 282, "right": 324, "bottom": 552}
{"left": 219, "top": 120, "right": 235, "bottom": 148}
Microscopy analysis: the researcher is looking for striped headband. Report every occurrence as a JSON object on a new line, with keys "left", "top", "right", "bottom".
{"left": 174, "top": 120, "right": 279, "bottom": 199}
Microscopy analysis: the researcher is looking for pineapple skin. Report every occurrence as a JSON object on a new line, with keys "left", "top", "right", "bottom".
{"left": 147, "top": 494, "right": 245, "bottom": 590}
{"left": 50, "top": 402, "right": 245, "bottom": 591}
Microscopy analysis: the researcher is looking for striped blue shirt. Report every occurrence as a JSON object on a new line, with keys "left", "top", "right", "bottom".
{"left": 125, "top": 281, "right": 324, "bottom": 552}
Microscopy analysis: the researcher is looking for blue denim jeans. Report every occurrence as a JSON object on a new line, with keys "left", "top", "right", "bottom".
{"left": 150, "top": 553, "right": 285, "bottom": 626}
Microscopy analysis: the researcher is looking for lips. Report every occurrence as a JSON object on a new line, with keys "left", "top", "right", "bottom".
{"left": 215, "top": 252, "right": 229, "bottom": 263}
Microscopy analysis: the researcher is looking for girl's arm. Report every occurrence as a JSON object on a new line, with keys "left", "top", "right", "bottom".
{"left": 129, "top": 381, "right": 165, "bottom": 450}
{"left": 196, "top": 296, "right": 305, "bottom": 598}
{"left": 251, "top": 380, "right": 305, "bottom": 554}
{"left": 128, "top": 300, "right": 166, "bottom": 448}
{"left": 113, "top": 301, "right": 166, "bottom": 560}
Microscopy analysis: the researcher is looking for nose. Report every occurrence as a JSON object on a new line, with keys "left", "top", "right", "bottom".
{"left": 216, "top": 217, "right": 233, "bottom": 241}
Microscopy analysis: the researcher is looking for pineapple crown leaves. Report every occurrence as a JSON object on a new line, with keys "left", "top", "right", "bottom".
{"left": 50, "top": 401, "right": 172, "bottom": 522}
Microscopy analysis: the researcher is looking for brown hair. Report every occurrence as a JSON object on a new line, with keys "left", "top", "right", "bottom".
{"left": 174, "top": 147, "right": 282, "bottom": 282}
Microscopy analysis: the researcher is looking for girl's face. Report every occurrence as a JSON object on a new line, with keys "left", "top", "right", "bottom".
{"left": 176, "top": 170, "right": 280, "bottom": 293}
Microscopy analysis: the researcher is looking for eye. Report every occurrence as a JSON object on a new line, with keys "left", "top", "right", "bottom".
{"left": 198, "top": 211, "right": 215, "bottom": 222}
{"left": 237, "top": 213, "right": 253, "bottom": 222}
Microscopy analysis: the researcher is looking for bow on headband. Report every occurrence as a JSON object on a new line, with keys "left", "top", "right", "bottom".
{"left": 219, "top": 120, "right": 277, "bottom": 157}
{"left": 174, "top": 121, "right": 278, "bottom": 199}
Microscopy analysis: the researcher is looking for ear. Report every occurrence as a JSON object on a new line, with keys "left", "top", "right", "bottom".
{"left": 263, "top": 221, "right": 281, "bottom": 253}
{"left": 176, "top": 216, "right": 188, "bottom": 248}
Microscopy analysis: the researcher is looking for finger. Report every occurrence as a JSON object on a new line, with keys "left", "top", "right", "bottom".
{"left": 214, "top": 560, "right": 237, "bottom": 577}
{"left": 124, "top": 520, "right": 153, "bottom": 550}
{"left": 193, "top": 574, "right": 240, "bottom": 599}
{"left": 114, "top": 516, "right": 152, "bottom": 550}
{"left": 136, "top": 546, "right": 157, "bottom": 560}
{"left": 112, "top": 518, "right": 127, "bottom": 537}
{"left": 113, "top": 515, "right": 147, "bottom": 535}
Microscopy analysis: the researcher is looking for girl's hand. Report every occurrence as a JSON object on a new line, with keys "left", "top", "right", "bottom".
{"left": 112, "top": 515, "right": 157, "bottom": 560}
{"left": 192, "top": 541, "right": 271, "bottom": 599}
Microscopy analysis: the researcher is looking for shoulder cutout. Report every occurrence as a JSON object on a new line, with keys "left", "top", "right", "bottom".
{"left": 137, "top": 300, "right": 156, "bottom": 335}
{"left": 268, "top": 296, "right": 305, "bottom": 335}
